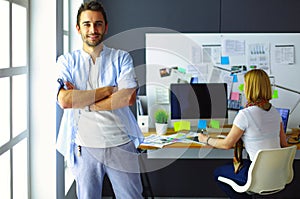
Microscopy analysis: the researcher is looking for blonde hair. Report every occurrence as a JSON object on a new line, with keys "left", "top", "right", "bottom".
{"left": 244, "top": 69, "right": 272, "bottom": 103}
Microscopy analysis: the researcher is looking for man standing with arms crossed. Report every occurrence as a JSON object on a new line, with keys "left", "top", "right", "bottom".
{"left": 56, "top": 1, "right": 144, "bottom": 198}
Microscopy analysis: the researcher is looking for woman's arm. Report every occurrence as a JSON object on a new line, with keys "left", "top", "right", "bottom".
{"left": 279, "top": 122, "right": 289, "bottom": 147}
{"left": 198, "top": 125, "right": 244, "bottom": 149}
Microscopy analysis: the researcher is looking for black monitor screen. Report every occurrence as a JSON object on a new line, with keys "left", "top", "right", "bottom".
{"left": 170, "top": 83, "right": 228, "bottom": 120}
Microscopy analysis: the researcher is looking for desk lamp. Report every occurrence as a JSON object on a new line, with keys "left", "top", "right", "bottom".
{"left": 273, "top": 84, "right": 300, "bottom": 115}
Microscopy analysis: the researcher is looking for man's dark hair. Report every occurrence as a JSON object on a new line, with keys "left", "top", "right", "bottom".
{"left": 77, "top": 1, "right": 108, "bottom": 27}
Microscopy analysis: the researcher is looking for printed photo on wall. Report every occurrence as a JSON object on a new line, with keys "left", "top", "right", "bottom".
{"left": 159, "top": 68, "right": 171, "bottom": 77}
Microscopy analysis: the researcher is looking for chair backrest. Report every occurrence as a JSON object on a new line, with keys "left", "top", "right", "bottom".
{"left": 246, "top": 145, "right": 297, "bottom": 195}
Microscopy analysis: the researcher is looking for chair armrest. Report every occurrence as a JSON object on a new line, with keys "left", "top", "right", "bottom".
{"left": 218, "top": 176, "right": 250, "bottom": 193}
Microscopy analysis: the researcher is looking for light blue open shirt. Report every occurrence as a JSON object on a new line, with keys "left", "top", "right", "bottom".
{"left": 56, "top": 45, "right": 144, "bottom": 167}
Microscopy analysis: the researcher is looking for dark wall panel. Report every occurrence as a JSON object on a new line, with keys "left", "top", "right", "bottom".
{"left": 101, "top": 0, "right": 221, "bottom": 95}
{"left": 221, "top": 0, "right": 300, "bottom": 32}
{"left": 102, "top": 0, "right": 221, "bottom": 36}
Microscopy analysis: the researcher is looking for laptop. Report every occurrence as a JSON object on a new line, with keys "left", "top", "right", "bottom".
{"left": 276, "top": 108, "right": 290, "bottom": 133}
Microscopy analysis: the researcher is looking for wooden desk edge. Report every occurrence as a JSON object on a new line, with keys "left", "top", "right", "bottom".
{"left": 139, "top": 128, "right": 300, "bottom": 150}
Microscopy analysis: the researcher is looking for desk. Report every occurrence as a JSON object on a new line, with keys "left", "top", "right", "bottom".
{"left": 138, "top": 128, "right": 300, "bottom": 198}
{"left": 139, "top": 128, "right": 300, "bottom": 150}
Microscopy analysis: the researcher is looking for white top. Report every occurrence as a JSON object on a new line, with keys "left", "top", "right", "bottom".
{"left": 233, "top": 106, "right": 281, "bottom": 161}
{"left": 76, "top": 57, "right": 130, "bottom": 147}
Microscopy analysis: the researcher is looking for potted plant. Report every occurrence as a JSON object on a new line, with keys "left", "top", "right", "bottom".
{"left": 154, "top": 109, "right": 169, "bottom": 135}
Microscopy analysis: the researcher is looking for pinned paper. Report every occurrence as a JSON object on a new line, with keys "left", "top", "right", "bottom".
{"left": 272, "top": 90, "right": 279, "bottom": 99}
{"left": 173, "top": 120, "right": 191, "bottom": 131}
{"left": 210, "top": 120, "right": 220, "bottom": 129}
{"left": 230, "top": 92, "right": 240, "bottom": 101}
{"left": 238, "top": 84, "right": 244, "bottom": 92}
{"left": 198, "top": 120, "right": 207, "bottom": 130}
{"left": 221, "top": 56, "right": 230, "bottom": 65}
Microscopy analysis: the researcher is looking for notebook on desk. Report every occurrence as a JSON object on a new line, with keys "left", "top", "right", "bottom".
{"left": 276, "top": 108, "right": 290, "bottom": 133}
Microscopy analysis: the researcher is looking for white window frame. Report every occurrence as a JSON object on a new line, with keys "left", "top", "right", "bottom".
{"left": 0, "top": 0, "right": 30, "bottom": 198}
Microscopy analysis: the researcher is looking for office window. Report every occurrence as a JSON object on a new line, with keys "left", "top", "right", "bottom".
{"left": 0, "top": 151, "right": 10, "bottom": 198}
{"left": 13, "top": 139, "right": 28, "bottom": 199}
{"left": 0, "top": 0, "right": 29, "bottom": 199}
{"left": 63, "top": 0, "right": 70, "bottom": 54}
{"left": 0, "top": 77, "right": 10, "bottom": 146}
{"left": 12, "top": 74, "right": 28, "bottom": 137}
{"left": 0, "top": 0, "right": 9, "bottom": 68}
{"left": 12, "top": 3, "right": 27, "bottom": 67}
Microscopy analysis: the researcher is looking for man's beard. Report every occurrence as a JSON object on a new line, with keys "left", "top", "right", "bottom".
{"left": 84, "top": 33, "right": 104, "bottom": 47}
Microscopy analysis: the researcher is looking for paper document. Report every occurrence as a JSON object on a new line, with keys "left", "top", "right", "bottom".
{"left": 141, "top": 133, "right": 205, "bottom": 148}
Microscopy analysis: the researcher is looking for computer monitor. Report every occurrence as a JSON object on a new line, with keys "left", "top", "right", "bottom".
{"left": 170, "top": 83, "right": 228, "bottom": 126}
{"left": 276, "top": 108, "right": 290, "bottom": 133}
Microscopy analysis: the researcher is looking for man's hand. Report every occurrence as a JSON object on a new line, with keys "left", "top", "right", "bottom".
{"left": 65, "top": 81, "right": 75, "bottom": 90}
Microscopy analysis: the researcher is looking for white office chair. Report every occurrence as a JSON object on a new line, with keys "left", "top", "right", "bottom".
{"left": 218, "top": 145, "right": 297, "bottom": 196}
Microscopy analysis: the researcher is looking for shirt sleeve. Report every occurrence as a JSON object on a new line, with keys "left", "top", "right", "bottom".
{"left": 233, "top": 110, "right": 248, "bottom": 131}
{"left": 117, "top": 52, "right": 138, "bottom": 90}
{"left": 56, "top": 54, "right": 73, "bottom": 101}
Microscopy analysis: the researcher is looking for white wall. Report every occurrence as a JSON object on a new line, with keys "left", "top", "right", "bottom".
{"left": 146, "top": 33, "right": 300, "bottom": 130}
{"left": 29, "top": 0, "right": 57, "bottom": 198}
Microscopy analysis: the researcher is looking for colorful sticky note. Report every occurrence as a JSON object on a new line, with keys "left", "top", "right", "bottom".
{"left": 173, "top": 120, "right": 191, "bottom": 131}
{"left": 238, "top": 84, "right": 244, "bottom": 92}
{"left": 198, "top": 120, "right": 207, "bottom": 130}
{"left": 210, "top": 120, "right": 220, "bottom": 129}
{"left": 232, "top": 74, "right": 238, "bottom": 82}
{"left": 272, "top": 90, "right": 279, "bottom": 99}
{"left": 178, "top": 67, "right": 186, "bottom": 74}
{"left": 230, "top": 92, "right": 240, "bottom": 101}
{"left": 221, "top": 56, "right": 230, "bottom": 65}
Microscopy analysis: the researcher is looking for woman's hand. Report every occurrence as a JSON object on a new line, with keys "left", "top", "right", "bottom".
{"left": 198, "top": 133, "right": 209, "bottom": 143}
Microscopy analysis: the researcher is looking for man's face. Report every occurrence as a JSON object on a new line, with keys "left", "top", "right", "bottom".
{"left": 76, "top": 10, "right": 108, "bottom": 47}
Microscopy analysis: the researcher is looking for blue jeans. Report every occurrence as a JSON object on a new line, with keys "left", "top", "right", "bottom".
{"left": 214, "top": 159, "right": 252, "bottom": 199}
{"left": 71, "top": 141, "right": 143, "bottom": 199}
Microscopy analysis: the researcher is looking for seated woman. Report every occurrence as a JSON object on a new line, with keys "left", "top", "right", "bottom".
{"left": 198, "top": 69, "right": 288, "bottom": 199}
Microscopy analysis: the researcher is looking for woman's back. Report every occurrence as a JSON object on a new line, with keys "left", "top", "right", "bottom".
{"left": 234, "top": 106, "right": 281, "bottom": 160}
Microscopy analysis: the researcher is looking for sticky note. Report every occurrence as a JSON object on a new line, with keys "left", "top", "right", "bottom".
{"left": 232, "top": 74, "right": 238, "bottom": 82}
{"left": 210, "top": 120, "right": 220, "bottom": 129}
{"left": 221, "top": 56, "right": 230, "bottom": 65}
{"left": 173, "top": 120, "right": 191, "bottom": 131}
{"left": 272, "top": 90, "right": 279, "bottom": 99}
{"left": 178, "top": 67, "right": 186, "bottom": 74}
{"left": 230, "top": 92, "right": 240, "bottom": 101}
{"left": 198, "top": 120, "right": 207, "bottom": 130}
{"left": 238, "top": 84, "right": 244, "bottom": 92}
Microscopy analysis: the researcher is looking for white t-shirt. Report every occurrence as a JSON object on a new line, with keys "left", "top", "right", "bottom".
{"left": 233, "top": 106, "right": 281, "bottom": 161}
{"left": 75, "top": 47, "right": 136, "bottom": 148}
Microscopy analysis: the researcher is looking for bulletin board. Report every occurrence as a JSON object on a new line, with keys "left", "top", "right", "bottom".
{"left": 145, "top": 33, "right": 300, "bottom": 129}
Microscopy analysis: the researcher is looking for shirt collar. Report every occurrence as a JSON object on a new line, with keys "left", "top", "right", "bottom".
{"left": 80, "top": 43, "right": 107, "bottom": 59}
